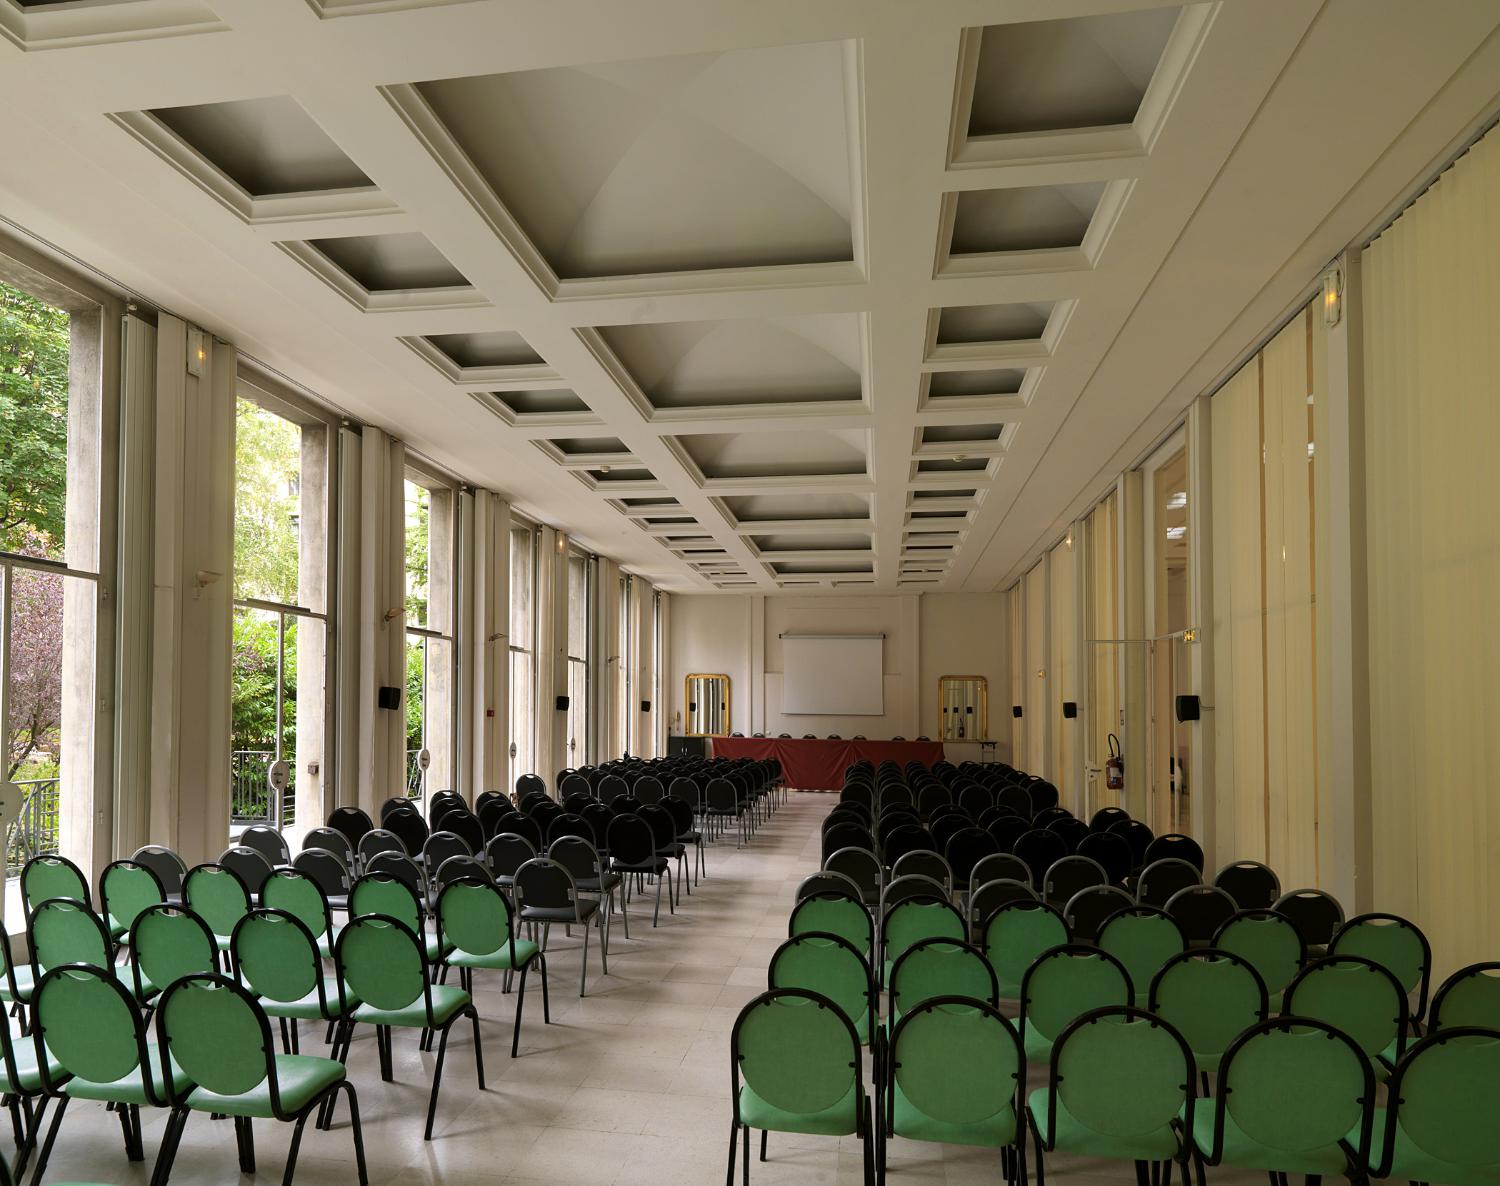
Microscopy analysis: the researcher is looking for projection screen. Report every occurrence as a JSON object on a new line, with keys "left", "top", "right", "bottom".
{"left": 781, "top": 635, "right": 884, "bottom": 715}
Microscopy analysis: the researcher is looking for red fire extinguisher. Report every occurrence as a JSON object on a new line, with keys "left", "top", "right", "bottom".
{"left": 1105, "top": 733, "right": 1125, "bottom": 791}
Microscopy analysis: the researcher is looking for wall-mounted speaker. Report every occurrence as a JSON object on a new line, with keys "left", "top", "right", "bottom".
{"left": 640, "top": 700, "right": 652, "bottom": 713}
{"left": 377, "top": 686, "right": 401, "bottom": 711}
{"left": 1175, "top": 694, "right": 1201, "bottom": 722}
{"left": 1012, "top": 705, "right": 1023, "bottom": 719}
{"left": 1062, "top": 701, "right": 1078, "bottom": 719}
{"left": 555, "top": 695, "right": 569, "bottom": 711}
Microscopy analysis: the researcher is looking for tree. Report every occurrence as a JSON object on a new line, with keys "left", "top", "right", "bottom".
{"left": 233, "top": 398, "right": 301, "bottom": 605}
{"left": 5, "top": 543, "right": 63, "bottom": 780}
{"left": 0, "top": 281, "right": 69, "bottom": 559}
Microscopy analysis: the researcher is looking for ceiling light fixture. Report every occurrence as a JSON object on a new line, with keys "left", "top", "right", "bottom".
{"left": 1322, "top": 263, "right": 1344, "bottom": 328}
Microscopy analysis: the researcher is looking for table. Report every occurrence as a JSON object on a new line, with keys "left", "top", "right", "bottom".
{"left": 708, "top": 737, "right": 946, "bottom": 791}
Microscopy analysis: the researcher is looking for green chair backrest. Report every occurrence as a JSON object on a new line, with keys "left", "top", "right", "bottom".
{"left": 1283, "top": 956, "right": 1406, "bottom": 1062}
{"left": 30, "top": 898, "right": 109, "bottom": 972}
{"left": 983, "top": 901, "right": 1068, "bottom": 994}
{"left": 790, "top": 893, "right": 872, "bottom": 955}
{"left": 1148, "top": 949, "right": 1267, "bottom": 1065}
{"left": 1021, "top": 945, "right": 1131, "bottom": 1045}
{"left": 890, "top": 997, "right": 1021, "bottom": 1128}
{"left": 184, "top": 864, "right": 250, "bottom": 938}
{"left": 233, "top": 910, "right": 321, "bottom": 1005}
{"left": 1431, "top": 962, "right": 1500, "bottom": 1031}
{"left": 889, "top": 938, "right": 997, "bottom": 1021}
{"left": 262, "top": 870, "right": 332, "bottom": 941}
{"left": 101, "top": 860, "right": 165, "bottom": 933}
{"left": 34, "top": 965, "right": 147, "bottom": 1091}
{"left": 734, "top": 989, "right": 859, "bottom": 1119}
{"left": 1389, "top": 1029, "right": 1500, "bottom": 1169}
{"left": 1097, "top": 908, "right": 1185, "bottom": 1002}
{"left": 768, "top": 933, "right": 873, "bottom": 1043}
{"left": 1331, "top": 913, "right": 1429, "bottom": 1008}
{"left": 351, "top": 873, "right": 424, "bottom": 934}
{"left": 883, "top": 899, "right": 965, "bottom": 969}
{"left": 1218, "top": 1020, "right": 1371, "bottom": 1158}
{"left": 437, "top": 879, "right": 516, "bottom": 958}
{"left": 157, "top": 974, "right": 271, "bottom": 1100}
{"left": 1215, "top": 911, "right": 1304, "bottom": 994}
{"left": 22, "top": 856, "right": 90, "bottom": 915}
{"left": 131, "top": 905, "right": 218, "bottom": 991}
{"left": 337, "top": 914, "right": 427, "bottom": 1014}
{"left": 1052, "top": 1008, "right": 1195, "bottom": 1143}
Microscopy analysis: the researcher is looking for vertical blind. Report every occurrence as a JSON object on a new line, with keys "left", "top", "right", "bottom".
{"left": 1364, "top": 124, "right": 1500, "bottom": 978}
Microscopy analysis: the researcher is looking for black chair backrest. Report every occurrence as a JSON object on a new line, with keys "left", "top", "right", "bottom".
{"left": 326, "top": 806, "right": 375, "bottom": 850}
{"left": 238, "top": 825, "right": 290, "bottom": 867}
{"left": 131, "top": 845, "right": 188, "bottom": 898}
{"left": 486, "top": 833, "right": 537, "bottom": 880}
{"left": 606, "top": 814, "right": 657, "bottom": 866}
{"left": 291, "top": 849, "right": 349, "bottom": 899}
{"left": 1273, "top": 888, "right": 1345, "bottom": 948}
{"left": 357, "top": 828, "right": 405, "bottom": 867}
{"left": 384, "top": 809, "right": 429, "bottom": 856}
{"left": 1214, "top": 860, "right": 1283, "bottom": 911}
{"left": 1075, "top": 831, "right": 1133, "bottom": 885}
{"left": 1143, "top": 832, "right": 1205, "bottom": 874}
{"left": 219, "top": 846, "right": 274, "bottom": 896}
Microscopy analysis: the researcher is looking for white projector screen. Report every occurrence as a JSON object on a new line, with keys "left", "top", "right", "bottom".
{"left": 782, "top": 635, "right": 884, "bottom": 715}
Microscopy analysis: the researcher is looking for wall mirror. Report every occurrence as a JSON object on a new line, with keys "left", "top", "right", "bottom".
{"left": 939, "top": 675, "right": 988, "bottom": 741}
{"left": 685, "top": 674, "right": 731, "bottom": 736}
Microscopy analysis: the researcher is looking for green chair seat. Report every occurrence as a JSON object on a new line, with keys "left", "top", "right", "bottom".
{"left": 738, "top": 1080, "right": 862, "bottom": 1138}
{"left": 353, "top": 983, "right": 471, "bottom": 1029}
{"left": 896, "top": 1080, "right": 1015, "bottom": 1148}
{"left": 1023, "top": 1023, "right": 1055, "bottom": 1065}
{"left": 447, "top": 938, "right": 540, "bottom": 972}
{"left": 1192, "top": 1106, "right": 1352, "bottom": 1176}
{"left": 260, "top": 980, "right": 359, "bottom": 1023}
{"left": 1, "top": 966, "right": 35, "bottom": 1004}
{"left": 316, "top": 925, "right": 344, "bottom": 960}
{"left": 1031, "top": 1089, "right": 1178, "bottom": 1161}
{"left": 2, "top": 1040, "right": 65, "bottom": 1095}
{"left": 1370, "top": 1105, "right": 1500, "bottom": 1186}
{"left": 64, "top": 1043, "right": 192, "bottom": 1106}
{"left": 184, "top": 1054, "right": 345, "bottom": 1119}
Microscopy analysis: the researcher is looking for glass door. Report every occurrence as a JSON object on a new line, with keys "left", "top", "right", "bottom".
{"left": 1146, "top": 440, "right": 1193, "bottom": 838}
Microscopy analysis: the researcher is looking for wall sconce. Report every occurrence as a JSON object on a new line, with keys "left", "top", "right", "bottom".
{"left": 383, "top": 607, "right": 404, "bottom": 622}
{"left": 1322, "top": 264, "right": 1344, "bottom": 329}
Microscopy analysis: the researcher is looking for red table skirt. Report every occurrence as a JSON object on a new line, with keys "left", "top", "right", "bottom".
{"left": 708, "top": 737, "right": 946, "bottom": 791}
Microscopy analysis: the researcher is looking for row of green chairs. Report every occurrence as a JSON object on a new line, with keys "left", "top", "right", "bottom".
{"left": 12, "top": 962, "right": 366, "bottom": 1186}
{"left": 733, "top": 978, "right": 1500, "bottom": 1186}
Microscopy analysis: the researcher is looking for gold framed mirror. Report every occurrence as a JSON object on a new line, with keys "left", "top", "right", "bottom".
{"left": 938, "top": 675, "right": 988, "bottom": 741}
{"left": 685, "top": 673, "right": 731, "bottom": 736}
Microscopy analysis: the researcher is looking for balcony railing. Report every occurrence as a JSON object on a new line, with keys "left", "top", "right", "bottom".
{"left": 6, "top": 777, "right": 59, "bottom": 871}
{"left": 230, "top": 749, "right": 296, "bottom": 828}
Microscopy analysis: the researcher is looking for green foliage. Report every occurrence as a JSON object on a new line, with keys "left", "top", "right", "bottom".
{"left": 231, "top": 609, "right": 299, "bottom": 753}
{"left": 234, "top": 398, "right": 301, "bottom": 604}
{"left": 406, "top": 637, "right": 425, "bottom": 751}
{"left": 404, "top": 479, "right": 429, "bottom": 625}
{"left": 0, "top": 280, "right": 69, "bottom": 558}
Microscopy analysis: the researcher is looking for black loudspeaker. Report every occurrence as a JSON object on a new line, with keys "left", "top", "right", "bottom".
{"left": 1175, "top": 694, "right": 1201, "bottom": 722}
{"left": 640, "top": 700, "right": 652, "bottom": 713}
{"left": 555, "top": 695, "right": 569, "bottom": 711}
{"left": 377, "top": 686, "right": 401, "bottom": 710}
{"left": 1012, "top": 705, "right": 1024, "bottom": 719}
{"left": 1062, "top": 701, "right": 1078, "bottom": 719}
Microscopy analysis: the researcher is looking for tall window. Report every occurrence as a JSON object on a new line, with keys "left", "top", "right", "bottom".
{"left": 405, "top": 476, "right": 455, "bottom": 806}
{"left": 508, "top": 523, "right": 536, "bottom": 791}
{"left": 1, "top": 277, "right": 100, "bottom": 873}
{"left": 565, "top": 551, "right": 591, "bottom": 767}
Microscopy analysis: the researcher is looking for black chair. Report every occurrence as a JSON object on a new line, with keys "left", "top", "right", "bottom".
{"left": 1135, "top": 858, "right": 1202, "bottom": 909}
{"left": 515, "top": 774, "right": 547, "bottom": 800}
{"left": 608, "top": 813, "right": 672, "bottom": 932}
{"left": 238, "top": 825, "right": 290, "bottom": 868}
{"left": 1012, "top": 829, "right": 1069, "bottom": 886}
{"left": 1063, "top": 884, "right": 1134, "bottom": 944}
{"left": 1165, "top": 884, "right": 1240, "bottom": 946}
{"left": 383, "top": 809, "right": 429, "bottom": 858}
{"left": 327, "top": 806, "right": 375, "bottom": 852}
{"left": 1041, "top": 855, "right": 1109, "bottom": 910}
{"left": 1076, "top": 831, "right": 1133, "bottom": 885}
{"left": 1143, "top": 833, "right": 1205, "bottom": 874}
{"left": 486, "top": 833, "right": 536, "bottom": 890}
{"left": 1214, "top": 860, "right": 1282, "bottom": 911}
{"left": 513, "top": 857, "right": 604, "bottom": 996}
{"left": 1273, "top": 888, "right": 1345, "bottom": 951}
{"left": 291, "top": 848, "right": 351, "bottom": 914}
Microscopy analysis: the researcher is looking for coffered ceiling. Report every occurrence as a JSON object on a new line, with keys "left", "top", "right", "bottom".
{"left": 1, "top": 0, "right": 1497, "bottom": 593}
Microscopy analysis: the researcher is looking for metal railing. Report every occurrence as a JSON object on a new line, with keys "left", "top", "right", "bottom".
{"left": 230, "top": 749, "right": 296, "bottom": 827}
{"left": 6, "top": 777, "right": 59, "bottom": 871}
{"left": 405, "top": 748, "right": 424, "bottom": 798}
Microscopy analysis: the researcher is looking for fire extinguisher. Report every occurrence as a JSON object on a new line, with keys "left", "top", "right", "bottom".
{"left": 1105, "top": 733, "right": 1125, "bottom": 790}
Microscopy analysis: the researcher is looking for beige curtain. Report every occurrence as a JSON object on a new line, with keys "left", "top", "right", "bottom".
{"left": 1209, "top": 304, "right": 1323, "bottom": 884}
{"left": 1049, "top": 538, "right": 1080, "bottom": 807}
{"left": 1363, "top": 125, "right": 1500, "bottom": 979}
{"left": 1086, "top": 492, "right": 1121, "bottom": 814}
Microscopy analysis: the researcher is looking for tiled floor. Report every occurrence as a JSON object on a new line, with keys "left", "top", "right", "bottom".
{"left": 38, "top": 793, "right": 1257, "bottom": 1186}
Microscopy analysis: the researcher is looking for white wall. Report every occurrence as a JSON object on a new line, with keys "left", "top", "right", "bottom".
{"left": 670, "top": 591, "right": 1009, "bottom": 751}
